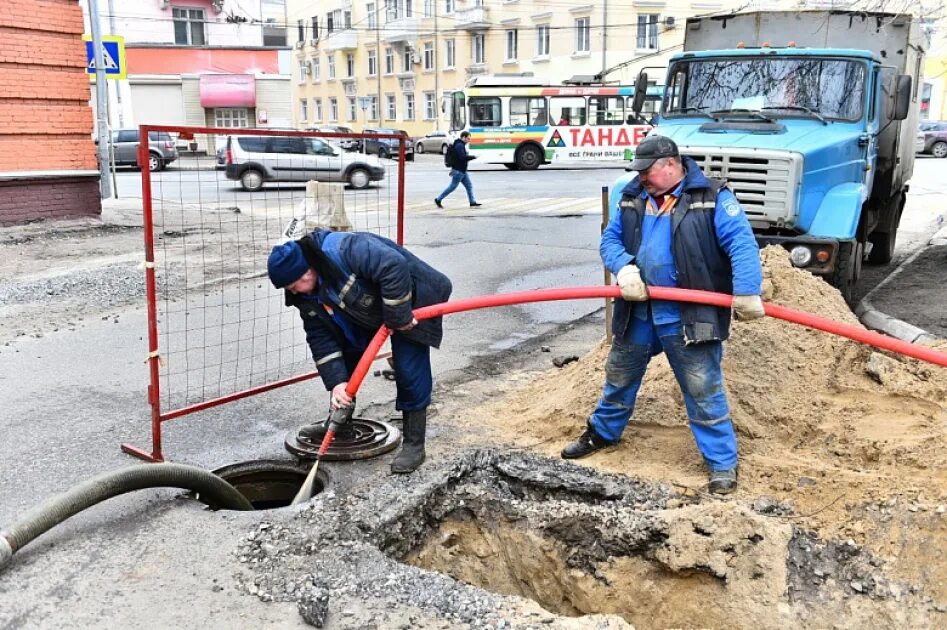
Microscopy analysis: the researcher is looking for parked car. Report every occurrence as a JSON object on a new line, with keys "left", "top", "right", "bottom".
{"left": 918, "top": 121, "right": 947, "bottom": 158}
{"left": 111, "top": 129, "right": 178, "bottom": 171}
{"left": 224, "top": 135, "right": 385, "bottom": 191}
{"left": 415, "top": 130, "right": 452, "bottom": 155}
{"left": 362, "top": 128, "right": 415, "bottom": 160}
{"left": 915, "top": 128, "right": 926, "bottom": 154}
{"left": 310, "top": 125, "right": 358, "bottom": 151}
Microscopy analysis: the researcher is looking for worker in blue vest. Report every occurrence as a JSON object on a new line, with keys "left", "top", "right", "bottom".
{"left": 267, "top": 229, "right": 452, "bottom": 474}
{"left": 561, "top": 135, "right": 764, "bottom": 494}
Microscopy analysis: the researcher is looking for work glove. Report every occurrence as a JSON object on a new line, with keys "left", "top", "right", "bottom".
{"left": 616, "top": 264, "right": 648, "bottom": 301}
{"left": 330, "top": 382, "right": 354, "bottom": 410}
{"left": 732, "top": 295, "right": 766, "bottom": 321}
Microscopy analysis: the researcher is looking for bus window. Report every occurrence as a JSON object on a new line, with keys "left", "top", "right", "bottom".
{"left": 469, "top": 97, "right": 502, "bottom": 127}
{"left": 550, "top": 96, "right": 586, "bottom": 125}
{"left": 589, "top": 96, "right": 624, "bottom": 125}
{"left": 510, "top": 96, "right": 548, "bottom": 127}
{"left": 451, "top": 92, "right": 466, "bottom": 130}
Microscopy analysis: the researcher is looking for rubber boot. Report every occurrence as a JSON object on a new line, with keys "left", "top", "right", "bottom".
{"left": 299, "top": 414, "right": 356, "bottom": 444}
{"left": 391, "top": 409, "right": 426, "bottom": 474}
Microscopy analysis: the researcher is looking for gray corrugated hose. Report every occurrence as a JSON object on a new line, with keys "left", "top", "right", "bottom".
{"left": 0, "top": 463, "right": 253, "bottom": 570}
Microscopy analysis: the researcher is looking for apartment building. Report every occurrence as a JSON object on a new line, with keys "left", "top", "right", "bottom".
{"left": 0, "top": 0, "right": 99, "bottom": 225}
{"left": 82, "top": 0, "right": 292, "bottom": 152}
{"left": 286, "top": 0, "right": 746, "bottom": 136}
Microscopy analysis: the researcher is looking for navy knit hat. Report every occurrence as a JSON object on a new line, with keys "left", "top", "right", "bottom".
{"left": 267, "top": 241, "right": 310, "bottom": 289}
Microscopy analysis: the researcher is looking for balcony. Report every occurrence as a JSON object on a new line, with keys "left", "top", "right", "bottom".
{"left": 454, "top": 7, "right": 490, "bottom": 30}
{"left": 323, "top": 28, "right": 358, "bottom": 51}
{"left": 383, "top": 17, "right": 420, "bottom": 44}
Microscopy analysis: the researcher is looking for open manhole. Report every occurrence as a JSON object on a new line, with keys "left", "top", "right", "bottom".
{"left": 285, "top": 416, "right": 400, "bottom": 461}
{"left": 211, "top": 459, "right": 328, "bottom": 510}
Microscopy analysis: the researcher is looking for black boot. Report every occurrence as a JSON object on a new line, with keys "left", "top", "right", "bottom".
{"left": 299, "top": 415, "right": 356, "bottom": 443}
{"left": 561, "top": 423, "right": 612, "bottom": 459}
{"left": 391, "top": 409, "right": 426, "bottom": 474}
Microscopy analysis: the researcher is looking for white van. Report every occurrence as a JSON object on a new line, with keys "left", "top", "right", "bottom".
{"left": 224, "top": 135, "right": 386, "bottom": 191}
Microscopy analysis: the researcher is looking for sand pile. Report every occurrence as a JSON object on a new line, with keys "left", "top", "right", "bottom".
{"left": 456, "top": 246, "right": 947, "bottom": 609}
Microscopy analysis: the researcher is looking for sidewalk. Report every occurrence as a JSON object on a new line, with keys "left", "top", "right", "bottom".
{"left": 856, "top": 224, "right": 947, "bottom": 342}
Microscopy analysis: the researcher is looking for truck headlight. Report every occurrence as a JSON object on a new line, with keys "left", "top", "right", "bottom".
{"left": 789, "top": 246, "right": 813, "bottom": 267}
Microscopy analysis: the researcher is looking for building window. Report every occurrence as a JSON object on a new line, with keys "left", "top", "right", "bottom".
{"left": 214, "top": 108, "right": 249, "bottom": 128}
{"left": 347, "top": 96, "right": 357, "bottom": 121}
{"left": 311, "top": 16, "right": 319, "bottom": 40}
{"left": 386, "top": 94, "right": 397, "bottom": 120}
{"left": 367, "top": 3, "right": 376, "bottom": 29}
{"left": 312, "top": 57, "right": 320, "bottom": 81}
{"left": 424, "top": 91, "right": 436, "bottom": 120}
{"left": 368, "top": 96, "right": 379, "bottom": 121}
{"left": 575, "top": 17, "right": 590, "bottom": 53}
{"left": 472, "top": 33, "right": 485, "bottom": 64}
{"left": 445, "top": 0, "right": 454, "bottom": 13}
{"left": 368, "top": 49, "right": 377, "bottom": 76}
{"left": 327, "top": 10, "right": 335, "bottom": 33}
{"left": 297, "top": 19, "right": 305, "bottom": 43}
{"left": 445, "top": 39, "right": 455, "bottom": 68}
{"left": 402, "top": 49, "right": 412, "bottom": 73}
{"left": 385, "top": 47, "right": 394, "bottom": 74}
{"left": 313, "top": 98, "right": 323, "bottom": 122}
{"left": 328, "top": 54, "right": 336, "bottom": 79}
{"left": 173, "top": 8, "right": 205, "bottom": 46}
{"left": 505, "top": 29, "right": 518, "bottom": 61}
{"left": 344, "top": 10, "right": 352, "bottom": 27}
{"left": 298, "top": 60, "right": 308, "bottom": 84}
{"left": 423, "top": 42, "right": 434, "bottom": 71}
{"left": 404, "top": 93, "right": 415, "bottom": 119}
{"left": 329, "top": 97, "right": 339, "bottom": 121}
{"left": 637, "top": 14, "right": 658, "bottom": 49}
{"left": 424, "top": 0, "right": 434, "bottom": 17}
{"left": 299, "top": 98, "right": 309, "bottom": 122}
{"left": 536, "top": 25, "right": 550, "bottom": 57}
{"left": 346, "top": 53, "right": 355, "bottom": 77}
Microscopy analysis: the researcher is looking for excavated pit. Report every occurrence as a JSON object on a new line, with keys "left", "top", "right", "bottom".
{"left": 212, "top": 459, "right": 327, "bottom": 510}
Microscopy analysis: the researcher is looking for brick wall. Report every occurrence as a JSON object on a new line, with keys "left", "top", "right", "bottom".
{"left": 0, "top": 0, "right": 100, "bottom": 224}
{"left": 0, "top": 177, "right": 101, "bottom": 226}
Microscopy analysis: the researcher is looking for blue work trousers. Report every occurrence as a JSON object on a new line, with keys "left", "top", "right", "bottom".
{"left": 588, "top": 316, "right": 738, "bottom": 471}
{"left": 389, "top": 334, "right": 432, "bottom": 411}
{"left": 436, "top": 169, "right": 476, "bottom": 204}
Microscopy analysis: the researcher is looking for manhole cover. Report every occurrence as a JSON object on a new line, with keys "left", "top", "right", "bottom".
{"left": 211, "top": 459, "right": 328, "bottom": 510}
{"left": 285, "top": 417, "right": 401, "bottom": 461}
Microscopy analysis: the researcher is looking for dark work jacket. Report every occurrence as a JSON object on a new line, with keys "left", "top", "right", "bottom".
{"left": 611, "top": 157, "right": 759, "bottom": 343}
{"left": 286, "top": 229, "right": 452, "bottom": 390}
{"left": 449, "top": 139, "right": 474, "bottom": 172}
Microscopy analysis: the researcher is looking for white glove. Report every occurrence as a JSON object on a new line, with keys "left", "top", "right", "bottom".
{"left": 616, "top": 264, "right": 648, "bottom": 301}
{"left": 330, "top": 382, "right": 354, "bottom": 410}
{"left": 732, "top": 295, "right": 765, "bottom": 321}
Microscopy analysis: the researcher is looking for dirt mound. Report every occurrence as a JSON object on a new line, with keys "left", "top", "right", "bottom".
{"left": 452, "top": 246, "right": 947, "bottom": 623}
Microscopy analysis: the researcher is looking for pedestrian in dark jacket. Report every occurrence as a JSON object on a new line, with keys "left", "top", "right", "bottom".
{"left": 267, "top": 229, "right": 452, "bottom": 473}
{"left": 560, "top": 135, "right": 764, "bottom": 495}
{"left": 435, "top": 131, "right": 481, "bottom": 208}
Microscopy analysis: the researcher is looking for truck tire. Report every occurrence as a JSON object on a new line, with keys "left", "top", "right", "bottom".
{"left": 515, "top": 144, "right": 543, "bottom": 170}
{"left": 933, "top": 141, "right": 947, "bottom": 158}
{"left": 867, "top": 231, "right": 896, "bottom": 265}
{"left": 829, "top": 241, "right": 862, "bottom": 305}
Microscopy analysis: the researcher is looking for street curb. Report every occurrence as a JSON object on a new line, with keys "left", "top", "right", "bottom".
{"left": 855, "top": 225, "right": 947, "bottom": 344}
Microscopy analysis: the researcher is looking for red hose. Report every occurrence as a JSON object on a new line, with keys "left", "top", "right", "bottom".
{"left": 341, "top": 286, "right": 947, "bottom": 400}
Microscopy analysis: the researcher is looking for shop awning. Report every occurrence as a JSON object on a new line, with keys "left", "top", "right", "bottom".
{"left": 198, "top": 74, "right": 256, "bottom": 108}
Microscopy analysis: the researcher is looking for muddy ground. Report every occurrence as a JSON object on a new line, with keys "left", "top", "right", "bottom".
{"left": 2, "top": 208, "right": 947, "bottom": 628}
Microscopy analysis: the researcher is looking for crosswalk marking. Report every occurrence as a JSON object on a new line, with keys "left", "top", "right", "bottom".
{"left": 409, "top": 197, "right": 602, "bottom": 216}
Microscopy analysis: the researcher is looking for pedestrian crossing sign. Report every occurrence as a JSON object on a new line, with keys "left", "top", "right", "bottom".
{"left": 547, "top": 130, "right": 566, "bottom": 148}
{"left": 83, "top": 35, "right": 127, "bottom": 80}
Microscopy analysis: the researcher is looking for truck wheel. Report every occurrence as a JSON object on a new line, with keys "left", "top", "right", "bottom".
{"left": 240, "top": 168, "right": 264, "bottom": 192}
{"left": 515, "top": 144, "right": 543, "bottom": 170}
{"left": 867, "top": 231, "right": 896, "bottom": 265}
{"left": 829, "top": 241, "right": 858, "bottom": 305}
{"left": 933, "top": 141, "right": 947, "bottom": 158}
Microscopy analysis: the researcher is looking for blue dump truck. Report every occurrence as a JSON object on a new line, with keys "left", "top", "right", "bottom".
{"left": 617, "top": 10, "right": 928, "bottom": 302}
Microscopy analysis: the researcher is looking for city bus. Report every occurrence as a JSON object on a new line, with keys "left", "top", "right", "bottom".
{"left": 447, "top": 77, "right": 662, "bottom": 170}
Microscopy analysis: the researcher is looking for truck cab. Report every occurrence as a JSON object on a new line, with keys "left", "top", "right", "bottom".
{"left": 615, "top": 11, "right": 927, "bottom": 303}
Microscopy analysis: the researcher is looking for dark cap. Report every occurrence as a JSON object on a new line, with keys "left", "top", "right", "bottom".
{"left": 627, "top": 135, "right": 679, "bottom": 171}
